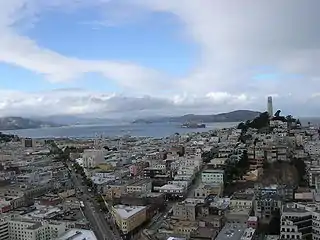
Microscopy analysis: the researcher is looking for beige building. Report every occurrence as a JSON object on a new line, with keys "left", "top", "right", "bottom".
{"left": 194, "top": 183, "right": 224, "bottom": 198}
{"left": 0, "top": 217, "right": 66, "bottom": 240}
{"left": 230, "top": 194, "right": 254, "bottom": 209}
{"left": 82, "top": 149, "right": 106, "bottom": 168}
{"left": 112, "top": 205, "right": 146, "bottom": 234}
{"left": 172, "top": 202, "right": 197, "bottom": 221}
{"left": 103, "top": 184, "right": 126, "bottom": 200}
{"left": 126, "top": 179, "right": 152, "bottom": 194}
{"left": 172, "top": 221, "right": 198, "bottom": 237}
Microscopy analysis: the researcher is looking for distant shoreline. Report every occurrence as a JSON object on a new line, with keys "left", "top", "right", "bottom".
{"left": 2, "top": 122, "right": 238, "bottom": 139}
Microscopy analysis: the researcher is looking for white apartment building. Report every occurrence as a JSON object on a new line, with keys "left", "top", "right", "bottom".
{"left": 168, "top": 180, "right": 190, "bottom": 189}
{"left": 0, "top": 217, "right": 66, "bottom": 240}
{"left": 280, "top": 203, "right": 318, "bottom": 240}
{"left": 201, "top": 169, "right": 224, "bottom": 184}
{"left": 209, "top": 158, "right": 227, "bottom": 168}
{"left": 0, "top": 218, "right": 8, "bottom": 240}
{"left": 157, "top": 184, "right": 185, "bottom": 198}
{"left": 309, "top": 167, "right": 320, "bottom": 192}
{"left": 181, "top": 157, "right": 203, "bottom": 170}
{"left": 174, "top": 174, "right": 194, "bottom": 181}
{"left": 82, "top": 149, "right": 105, "bottom": 168}
{"left": 209, "top": 136, "right": 220, "bottom": 143}
{"left": 218, "top": 148, "right": 233, "bottom": 158}
{"left": 270, "top": 120, "right": 288, "bottom": 129}
{"left": 305, "top": 142, "right": 320, "bottom": 156}
{"left": 16, "top": 171, "right": 52, "bottom": 184}
{"left": 177, "top": 166, "right": 196, "bottom": 176}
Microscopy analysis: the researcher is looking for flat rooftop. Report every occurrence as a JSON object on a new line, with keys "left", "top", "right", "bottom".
{"left": 159, "top": 184, "right": 184, "bottom": 190}
{"left": 203, "top": 169, "right": 224, "bottom": 173}
{"left": 232, "top": 194, "right": 254, "bottom": 201}
{"left": 57, "top": 229, "right": 97, "bottom": 240}
{"left": 113, "top": 205, "right": 146, "bottom": 219}
{"left": 216, "top": 223, "right": 247, "bottom": 240}
{"left": 128, "top": 179, "right": 151, "bottom": 186}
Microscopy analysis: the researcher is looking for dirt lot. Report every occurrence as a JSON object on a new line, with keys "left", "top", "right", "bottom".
{"left": 259, "top": 161, "right": 299, "bottom": 186}
{"left": 224, "top": 161, "right": 300, "bottom": 196}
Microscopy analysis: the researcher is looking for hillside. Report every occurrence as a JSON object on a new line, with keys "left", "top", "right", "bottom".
{"left": 132, "top": 110, "right": 260, "bottom": 124}
{"left": 0, "top": 117, "right": 61, "bottom": 130}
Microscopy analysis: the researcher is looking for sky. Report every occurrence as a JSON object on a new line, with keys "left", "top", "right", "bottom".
{"left": 1, "top": 0, "right": 320, "bottom": 118}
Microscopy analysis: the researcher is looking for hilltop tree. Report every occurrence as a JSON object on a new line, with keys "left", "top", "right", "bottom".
{"left": 248, "top": 111, "right": 269, "bottom": 129}
{"left": 296, "top": 119, "right": 301, "bottom": 125}
{"left": 274, "top": 110, "right": 281, "bottom": 117}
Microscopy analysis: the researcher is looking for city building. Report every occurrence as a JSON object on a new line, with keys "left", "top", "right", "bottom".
{"left": 280, "top": 203, "right": 314, "bottom": 240}
{"left": 22, "top": 138, "right": 35, "bottom": 148}
{"left": 82, "top": 149, "right": 106, "bottom": 168}
{"left": 0, "top": 217, "right": 66, "bottom": 240}
{"left": 112, "top": 205, "right": 147, "bottom": 235}
{"left": 172, "top": 201, "right": 197, "bottom": 221}
{"left": 56, "top": 229, "right": 97, "bottom": 240}
{"left": 201, "top": 169, "right": 224, "bottom": 184}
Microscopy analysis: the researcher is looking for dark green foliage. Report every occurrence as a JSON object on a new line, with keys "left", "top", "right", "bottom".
{"left": 0, "top": 132, "right": 17, "bottom": 142}
{"left": 201, "top": 147, "right": 218, "bottom": 163}
{"left": 274, "top": 110, "right": 281, "bottom": 117}
{"left": 224, "top": 151, "right": 249, "bottom": 186}
{"left": 292, "top": 158, "right": 307, "bottom": 186}
{"left": 238, "top": 112, "right": 270, "bottom": 138}
{"left": 248, "top": 112, "right": 270, "bottom": 129}
{"left": 296, "top": 119, "right": 301, "bottom": 125}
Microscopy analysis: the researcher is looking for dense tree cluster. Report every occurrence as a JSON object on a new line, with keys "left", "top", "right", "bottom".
{"left": 224, "top": 151, "right": 249, "bottom": 186}
{"left": 291, "top": 157, "right": 307, "bottom": 186}
{"left": 237, "top": 112, "right": 270, "bottom": 131}
{"left": 201, "top": 147, "right": 218, "bottom": 163}
{"left": 0, "top": 132, "right": 18, "bottom": 143}
{"left": 238, "top": 110, "right": 301, "bottom": 135}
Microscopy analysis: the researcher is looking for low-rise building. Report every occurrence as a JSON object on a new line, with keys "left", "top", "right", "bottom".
{"left": 112, "top": 205, "right": 147, "bottom": 234}
{"left": 0, "top": 216, "right": 66, "bottom": 240}
{"left": 172, "top": 201, "right": 197, "bottom": 221}
{"left": 201, "top": 169, "right": 224, "bottom": 184}
{"left": 194, "top": 183, "right": 224, "bottom": 198}
{"left": 56, "top": 229, "right": 97, "bottom": 240}
{"left": 126, "top": 179, "right": 152, "bottom": 194}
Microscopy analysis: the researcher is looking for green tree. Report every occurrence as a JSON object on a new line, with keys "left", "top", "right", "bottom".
{"left": 274, "top": 110, "right": 281, "bottom": 117}
{"left": 296, "top": 119, "right": 301, "bottom": 125}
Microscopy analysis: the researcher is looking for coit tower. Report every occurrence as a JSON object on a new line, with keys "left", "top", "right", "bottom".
{"left": 267, "top": 96, "right": 273, "bottom": 117}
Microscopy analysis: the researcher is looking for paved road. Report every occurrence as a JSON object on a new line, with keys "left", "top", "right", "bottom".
{"left": 187, "top": 165, "right": 205, "bottom": 198}
{"left": 68, "top": 164, "right": 120, "bottom": 240}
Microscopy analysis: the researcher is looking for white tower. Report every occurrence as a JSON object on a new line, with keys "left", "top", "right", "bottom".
{"left": 267, "top": 96, "right": 273, "bottom": 117}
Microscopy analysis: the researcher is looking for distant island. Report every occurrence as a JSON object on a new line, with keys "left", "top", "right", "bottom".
{"left": 0, "top": 117, "right": 62, "bottom": 130}
{"left": 132, "top": 110, "right": 261, "bottom": 124}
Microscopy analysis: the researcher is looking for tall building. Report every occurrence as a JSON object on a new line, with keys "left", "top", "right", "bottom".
{"left": 22, "top": 138, "right": 35, "bottom": 148}
{"left": 267, "top": 96, "right": 273, "bottom": 117}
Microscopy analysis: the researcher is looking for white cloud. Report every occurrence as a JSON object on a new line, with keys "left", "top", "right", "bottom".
{"left": 0, "top": 89, "right": 257, "bottom": 118}
{"left": 0, "top": 0, "right": 320, "bottom": 116}
{"left": 129, "top": 0, "right": 320, "bottom": 96}
{"left": 0, "top": 0, "right": 165, "bottom": 94}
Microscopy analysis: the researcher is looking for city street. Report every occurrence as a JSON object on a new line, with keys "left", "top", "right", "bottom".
{"left": 68, "top": 163, "right": 120, "bottom": 240}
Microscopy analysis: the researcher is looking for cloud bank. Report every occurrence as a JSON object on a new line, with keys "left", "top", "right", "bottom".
{"left": 1, "top": 0, "right": 320, "bottom": 117}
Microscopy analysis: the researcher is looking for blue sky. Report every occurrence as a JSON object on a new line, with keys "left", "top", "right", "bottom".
{"left": 0, "top": 0, "right": 320, "bottom": 117}
{"left": 3, "top": 7, "right": 197, "bottom": 93}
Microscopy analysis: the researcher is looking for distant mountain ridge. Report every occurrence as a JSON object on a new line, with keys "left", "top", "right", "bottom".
{"left": 0, "top": 117, "right": 61, "bottom": 130}
{"left": 35, "top": 115, "right": 122, "bottom": 125}
{"left": 132, "top": 110, "right": 261, "bottom": 124}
